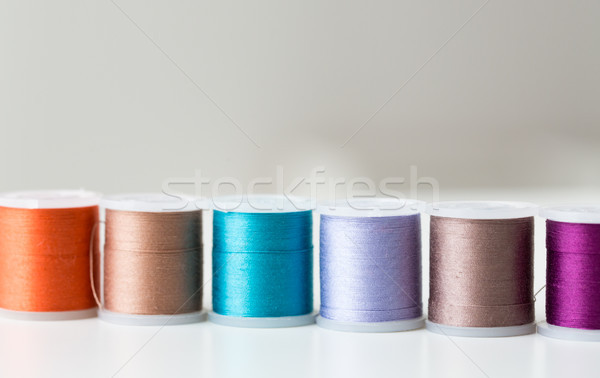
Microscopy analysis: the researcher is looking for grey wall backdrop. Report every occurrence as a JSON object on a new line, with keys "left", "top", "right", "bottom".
{"left": 1, "top": 0, "right": 598, "bottom": 196}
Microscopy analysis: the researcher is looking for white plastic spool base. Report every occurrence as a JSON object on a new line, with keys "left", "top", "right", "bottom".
{"left": 209, "top": 312, "right": 316, "bottom": 328}
{"left": 317, "top": 315, "right": 425, "bottom": 333}
{"left": 99, "top": 309, "right": 207, "bottom": 326}
{"left": 537, "top": 321, "right": 600, "bottom": 341}
{"left": 0, "top": 307, "right": 97, "bottom": 321}
{"left": 426, "top": 320, "right": 536, "bottom": 337}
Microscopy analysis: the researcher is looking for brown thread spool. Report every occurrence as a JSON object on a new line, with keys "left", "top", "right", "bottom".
{"left": 425, "top": 201, "right": 537, "bottom": 337}
{"left": 96, "top": 194, "right": 205, "bottom": 326}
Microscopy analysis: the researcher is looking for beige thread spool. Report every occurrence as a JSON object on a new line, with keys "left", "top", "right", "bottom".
{"left": 96, "top": 193, "right": 206, "bottom": 326}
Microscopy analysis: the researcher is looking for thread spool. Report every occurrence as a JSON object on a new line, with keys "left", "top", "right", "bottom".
{"left": 316, "top": 198, "right": 425, "bottom": 332}
{"left": 538, "top": 205, "right": 600, "bottom": 341}
{"left": 425, "top": 201, "right": 538, "bottom": 337}
{"left": 209, "top": 195, "right": 315, "bottom": 328}
{"left": 97, "top": 193, "right": 206, "bottom": 326}
{"left": 0, "top": 190, "right": 100, "bottom": 320}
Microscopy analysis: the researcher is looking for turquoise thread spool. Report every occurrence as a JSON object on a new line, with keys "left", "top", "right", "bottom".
{"left": 209, "top": 195, "right": 315, "bottom": 328}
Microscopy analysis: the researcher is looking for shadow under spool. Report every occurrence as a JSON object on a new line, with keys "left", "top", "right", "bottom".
{"left": 98, "top": 193, "right": 205, "bottom": 326}
{"left": 426, "top": 201, "right": 538, "bottom": 337}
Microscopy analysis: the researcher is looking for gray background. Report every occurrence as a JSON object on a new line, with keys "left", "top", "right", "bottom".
{"left": 1, "top": 0, "right": 598, "bottom": 196}
{"left": 0, "top": 3, "right": 599, "bottom": 377}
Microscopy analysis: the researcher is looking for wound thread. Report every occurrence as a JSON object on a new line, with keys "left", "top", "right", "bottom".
{"left": 212, "top": 210, "right": 313, "bottom": 318}
{"left": 429, "top": 216, "right": 535, "bottom": 328}
{"left": 319, "top": 214, "right": 422, "bottom": 323}
{"left": 0, "top": 206, "right": 98, "bottom": 312}
{"left": 546, "top": 220, "right": 600, "bottom": 330}
{"left": 0, "top": 190, "right": 100, "bottom": 318}
{"left": 103, "top": 209, "right": 203, "bottom": 316}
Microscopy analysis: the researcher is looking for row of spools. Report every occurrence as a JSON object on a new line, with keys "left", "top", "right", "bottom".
{"left": 0, "top": 190, "right": 596, "bottom": 341}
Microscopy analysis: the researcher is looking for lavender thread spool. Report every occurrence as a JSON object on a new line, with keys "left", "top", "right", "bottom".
{"left": 538, "top": 205, "right": 600, "bottom": 341}
{"left": 317, "top": 198, "right": 425, "bottom": 332}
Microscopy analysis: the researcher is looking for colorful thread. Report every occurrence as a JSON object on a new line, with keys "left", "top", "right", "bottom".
{"left": 103, "top": 209, "right": 203, "bottom": 315}
{"left": 0, "top": 206, "right": 98, "bottom": 312}
{"left": 320, "top": 214, "right": 422, "bottom": 322}
{"left": 429, "top": 216, "right": 535, "bottom": 328}
{"left": 546, "top": 220, "right": 600, "bottom": 330}
{"left": 212, "top": 210, "right": 313, "bottom": 317}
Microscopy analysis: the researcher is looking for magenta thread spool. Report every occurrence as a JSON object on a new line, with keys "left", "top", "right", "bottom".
{"left": 538, "top": 205, "right": 600, "bottom": 341}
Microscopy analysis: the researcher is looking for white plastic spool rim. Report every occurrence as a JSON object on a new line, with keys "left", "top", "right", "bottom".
{"left": 0, "top": 189, "right": 100, "bottom": 209}
{"left": 426, "top": 201, "right": 538, "bottom": 219}
{"left": 101, "top": 192, "right": 205, "bottom": 212}
{"left": 318, "top": 198, "right": 424, "bottom": 217}
{"left": 540, "top": 204, "right": 600, "bottom": 224}
{"left": 211, "top": 194, "right": 313, "bottom": 213}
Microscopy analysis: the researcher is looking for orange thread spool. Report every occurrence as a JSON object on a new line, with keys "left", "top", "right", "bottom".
{"left": 0, "top": 191, "right": 100, "bottom": 319}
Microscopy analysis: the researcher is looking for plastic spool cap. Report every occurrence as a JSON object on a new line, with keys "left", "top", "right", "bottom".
{"left": 316, "top": 198, "right": 424, "bottom": 332}
{"left": 0, "top": 189, "right": 100, "bottom": 209}
{"left": 317, "top": 198, "right": 424, "bottom": 217}
{"left": 540, "top": 204, "right": 600, "bottom": 224}
{"left": 537, "top": 204, "right": 600, "bottom": 341}
{"left": 211, "top": 194, "right": 314, "bottom": 213}
{"left": 210, "top": 195, "right": 315, "bottom": 328}
{"left": 425, "top": 201, "right": 538, "bottom": 337}
{"left": 101, "top": 192, "right": 205, "bottom": 212}
{"left": 426, "top": 320, "right": 536, "bottom": 337}
{"left": 99, "top": 309, "right": 207, "bottom": 326}
{"left": 0, "top": 190, "right": 101, "bottom": 321}
{"left": 317, "top": 315, "right": 425, "bottom": 333}
{"left": 99, "top": 193, "right": 206, "bottom": 326}
{"left": 426, "top": 200, "right": 538, "bottom": 219}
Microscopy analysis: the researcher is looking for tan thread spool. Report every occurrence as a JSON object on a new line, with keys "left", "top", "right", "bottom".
{"left": 97, "top": 194, "right": 204, "bottom": 325}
